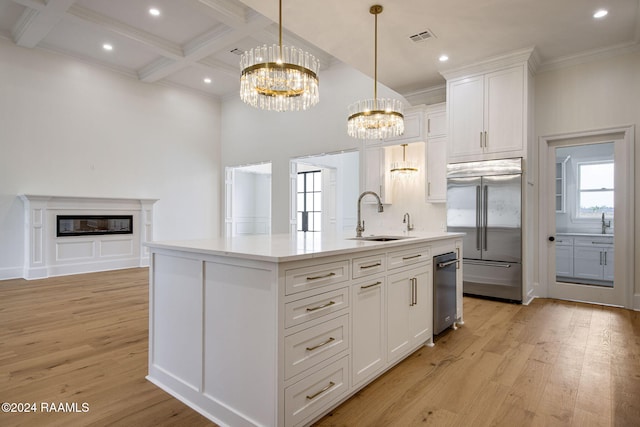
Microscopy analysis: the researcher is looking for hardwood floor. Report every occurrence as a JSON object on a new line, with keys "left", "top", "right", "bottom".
{"left": 1, "top": 269, "right": 638, "bottom": 427}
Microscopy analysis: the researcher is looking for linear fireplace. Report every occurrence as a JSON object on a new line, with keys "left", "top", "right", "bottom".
{"left": 20, "top": 195, "right": 157, "bottom": 279}
{"left": 57, "top": 215, "right": 133, "bottom": 237}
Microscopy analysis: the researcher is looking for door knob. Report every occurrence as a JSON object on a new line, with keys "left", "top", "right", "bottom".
{"left": 548, "top": 236, "right": 555, "bottom": 242}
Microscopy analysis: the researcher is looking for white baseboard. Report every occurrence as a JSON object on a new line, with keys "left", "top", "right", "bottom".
{"left": 0, "top": 266, "right": 25, "bottom": 281}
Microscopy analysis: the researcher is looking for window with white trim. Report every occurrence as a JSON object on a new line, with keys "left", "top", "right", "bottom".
{"left": 577, "top": 161, "right": 614, "bottom": 218}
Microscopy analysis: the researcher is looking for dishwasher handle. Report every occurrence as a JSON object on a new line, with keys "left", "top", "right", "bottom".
{"left": 437, "top": 259, "right": 459, "bottom": 268}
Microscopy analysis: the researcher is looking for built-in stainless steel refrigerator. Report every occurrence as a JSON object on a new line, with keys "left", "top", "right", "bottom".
{"left": 446, "top": 158, "right": 522, "bottom": 302}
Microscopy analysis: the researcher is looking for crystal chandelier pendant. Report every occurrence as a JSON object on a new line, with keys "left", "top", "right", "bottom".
{"left": 390, "top": 144, "right": 418, "bottom": 179}
{"left": 347, "top": 5, "right": 404, "bottom": 139}
{"left": 239, "top": 1, "right": 319, "bottom": 111}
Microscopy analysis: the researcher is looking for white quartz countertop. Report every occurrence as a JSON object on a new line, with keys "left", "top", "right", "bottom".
{"left": 145, "top": 232, "right": 464, "bottom": 263}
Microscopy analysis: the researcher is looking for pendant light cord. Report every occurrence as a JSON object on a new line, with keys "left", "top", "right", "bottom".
{"left": 279, "top": 0, "right": 283, "bottom": 61}
{"left": 373, "top": 9, "right": 378, "bottom": 109}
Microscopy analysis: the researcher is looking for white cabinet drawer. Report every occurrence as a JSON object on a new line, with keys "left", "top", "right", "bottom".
{"left": 285, "top": 288, "right": 349, "bottom": 329}
{"left": 387, "top": 246, "right": 431, "bottom": 270}
{"left": 352, "top": 253, "right": 386, "bottom": 279}
{"left": 285, "top": 356, "right": 349, "bottom": 427}
{"left": 573, "top": 237, "right": 614, "bottom": 247}
{"left": 555, "top": 237, "right": 573, "bottom": 246}
{"left": 284, "top": 314, "right": 349, "bottom": 380}
{"left": 285, "top": 260, "right": 350, "bottom": 295}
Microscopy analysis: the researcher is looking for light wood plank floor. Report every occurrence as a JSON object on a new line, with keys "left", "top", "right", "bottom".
{"left": 1, "top": 269, "right": 638, "bottom": 426}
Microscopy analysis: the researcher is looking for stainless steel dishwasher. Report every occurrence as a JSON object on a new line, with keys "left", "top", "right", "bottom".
{"left": 434, "top": 252, "right": 458, "bottom": 335}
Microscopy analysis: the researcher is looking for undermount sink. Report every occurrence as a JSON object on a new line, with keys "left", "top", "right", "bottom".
{"left": 349, "top": 235, "right": 412, "bottom": 242}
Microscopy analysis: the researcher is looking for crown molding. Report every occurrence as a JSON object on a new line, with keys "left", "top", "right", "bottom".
{"left": 536, "top": 42, "right": 640, "bottom": 73}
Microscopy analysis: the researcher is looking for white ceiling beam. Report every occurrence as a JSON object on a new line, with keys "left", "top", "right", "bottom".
{"left": 139, "top": 14, "right": 271, "bottom": 82}
{"left": 197, "top": 57, "right": 240, "bottom": 78}
{"left": 196, "top": 0, "right": 248, "bottom": 29}
{"left": 12, "top": 0, "right": 75, "bottom": 48}
{"left": 65, "top": 4, "right": 183, "bottom": 59}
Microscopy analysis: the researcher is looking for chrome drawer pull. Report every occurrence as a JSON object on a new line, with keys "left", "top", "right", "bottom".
{"left": 402, "top": 254, "right": 422, "bottom": 260}
{"left": 306, "top": 381, "right": 335, "bottom": 400}
{"left": 306, "top": 337, "right": 335, "bottom": 352}
{"left": 306, "top": 301, "right": 336, "bottom": 312}
{"left": 360, "top": 262, "right": 381, "bottom": 269}
{"left": 307, "top": 272, "right": 336, "bottom": 280}
{"left": 361, "top": 281, "right": 382, "bottom": 289}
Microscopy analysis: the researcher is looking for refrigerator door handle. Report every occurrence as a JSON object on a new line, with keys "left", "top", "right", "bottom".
{"left": 476, "top": 185, "right": 481, "bottom": 251}
{"left": 483, "top": 185, "right": 488, "bottom": 251}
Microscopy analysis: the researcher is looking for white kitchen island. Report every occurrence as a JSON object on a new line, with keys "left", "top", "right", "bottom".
{"left": 146, "top": 232, "right": 464, "bottom": 427}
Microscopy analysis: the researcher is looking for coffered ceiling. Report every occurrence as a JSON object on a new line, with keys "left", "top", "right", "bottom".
{"left": 1, "top": 0, "right": 638, "bottom": 99}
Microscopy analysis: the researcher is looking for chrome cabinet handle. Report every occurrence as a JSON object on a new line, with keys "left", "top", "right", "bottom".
{"left": 599, "top": 252, "right": 603, "bottom": 265}
{"left": 306, "top": 381, "right": 335, "bottom": 400}
{"left": 484, "top": 131, "right": 488, "bottom": 147}
{"left": 307, "top": 272, "right": 336, "bottom": 281}
{"left": 402, "top": 254, "right": 422, "bottom": 261}
{"left": 361, "top": 281, "right": 382, "bottom": 289}
{"left": 360, "top": 262, "right": 381, "bottom": 269}
{"left": 306, "top": 301, "right": 336, "bottom": 312}
{"left": 480, "top": 132, "right": 483, "bottom": 148}
{"left": 306, "top": 337, "right": 335, "bottom": 352}
{"left": 604, "top": 251, "right": 607, "bottom": 265}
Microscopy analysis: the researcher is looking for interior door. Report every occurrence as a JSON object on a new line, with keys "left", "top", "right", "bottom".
{"left": 544, "top": 136, "right": 629, "bottom": 307}
{"left": 447, "top": 176, "right": 482, "bottom": 260}
{"left": 482, "top": 174, "right": 522, "bottom": 263}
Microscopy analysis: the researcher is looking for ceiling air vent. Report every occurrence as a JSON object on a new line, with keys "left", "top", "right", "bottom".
{"left": 409, "top": 29, "right": 436, "bottom": 43}
{"left": 230, "top": 48, "right": 243, "bottom": 55}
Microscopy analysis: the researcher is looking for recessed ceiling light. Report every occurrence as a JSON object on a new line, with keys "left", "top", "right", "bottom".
{"left": 149, "top": 8, "right": 160, "bottom": 17}
{"left": 439, "top": 55, "right": 449, "bottom": 62}
{"left": 102, "top": 43, "right": 113, "bottom": 51}
{"left": 203, "top": 78, "right": 212, "bottom": 84}
{"left": 593, "top": 9, "right": 608, "bottom": 18}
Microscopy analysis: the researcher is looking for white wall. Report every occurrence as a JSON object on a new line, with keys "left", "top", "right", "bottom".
{"left": 535, "top": 50, "right": 640, "bottom": 303}
{"left": 221, "top": 61, "right": 446, "bottom": 235}
{"left": 0, "top": 39, "right": 221, "bottom": 279}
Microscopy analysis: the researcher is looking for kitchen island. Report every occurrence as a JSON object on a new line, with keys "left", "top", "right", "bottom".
{"left": 146, "top": 232, "right": 464, "bottom": 427}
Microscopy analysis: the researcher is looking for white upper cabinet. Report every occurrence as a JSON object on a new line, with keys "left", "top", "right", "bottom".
{"left": 426, "top": 105, "right": 447, "bottom": 138}
{"left": 425, "top": 103, "right": 447, "bottom": 203}
{"left": 383, "top": 109, "right": 424, "bottom": 145}
{"left": 443, "top": 49, "right": 535, "bottom": 163}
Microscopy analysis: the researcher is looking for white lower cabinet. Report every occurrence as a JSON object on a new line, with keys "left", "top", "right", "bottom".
{"left": 148, "top": 237, "right": 461, "bottom": 427}
{"left": 555, "top": 235, "right": 614, "bottom": 283}
{"left": 285, "top": 355, "right": 350, "bottom": 427}
{"left": 387, "top": 265, "right": 432, "bottom": 364}
{"left": 555, "top": 237, "right": 574, "bottom": 278}
{"left": 351, "top": 276, "right": 386, "bottom": 386}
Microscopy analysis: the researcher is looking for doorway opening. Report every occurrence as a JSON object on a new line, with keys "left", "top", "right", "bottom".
{"left": 224, "top": 162, "right": 271, "bottom": 237}
{"left": 290, "top": 150, "right": 359, "bottom": 236}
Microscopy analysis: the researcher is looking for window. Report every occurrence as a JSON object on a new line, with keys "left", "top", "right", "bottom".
{"left": 577, "top": 161, "right": 614, "bottom": 218}
{"left": 297, "top": 170, "right": 322, "bottom": 232}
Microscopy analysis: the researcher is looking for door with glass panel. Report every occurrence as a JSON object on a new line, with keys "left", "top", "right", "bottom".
{"left": 548, "top": 141, "right": 623, "bottom": 305}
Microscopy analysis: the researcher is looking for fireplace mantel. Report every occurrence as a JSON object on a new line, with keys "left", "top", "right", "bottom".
{"left": 19, "top": 195, "right": 158, "bottom": 279}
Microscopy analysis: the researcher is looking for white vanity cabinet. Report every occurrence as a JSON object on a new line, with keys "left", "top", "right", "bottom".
{"left": 146, "top": 234, "right": 463, "bottom": 427}
{"left": 442, "top": 49, "right": 534, "bottom": 163}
